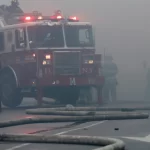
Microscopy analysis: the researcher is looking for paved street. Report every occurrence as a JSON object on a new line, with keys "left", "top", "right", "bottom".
{"left": 1, "top": 99, "right": 150, "bottom": 150}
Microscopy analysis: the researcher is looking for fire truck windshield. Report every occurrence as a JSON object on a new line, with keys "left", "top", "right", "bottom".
{"left": 64, "top": 25, "right": 94, "bottom": 47}
{"left": 27, "top": 25, "right": 64, "bottom": 48}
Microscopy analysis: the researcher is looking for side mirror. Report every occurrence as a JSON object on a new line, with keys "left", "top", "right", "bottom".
{"left": 85, "top": 30, "right": 90, "bottom": 39}
{"left": 20, "top": 43, "right": 25, "bottom": 48}
{"left": 29, "top": 41, "right": 36, "bottom": 49}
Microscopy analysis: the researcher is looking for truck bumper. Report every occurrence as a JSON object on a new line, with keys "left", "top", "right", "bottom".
{"left": 37, "top": 76, "right": 105, "bottom": 87}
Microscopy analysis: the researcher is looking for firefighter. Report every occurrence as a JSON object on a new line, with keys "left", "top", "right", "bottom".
{"left": 102, "top": 55, "right": 118, "bottom": 102}
{"left": 144, "top": 67, "right": 150, "bottom": 100}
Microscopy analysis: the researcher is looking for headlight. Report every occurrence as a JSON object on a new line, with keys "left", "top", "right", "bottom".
{"left": 83, "top": 55, "right": 94, "bottom": 64}
{"left": 45, "top": 54, "right": 51, "bottom": 59}
{"left": 88, "top": 60, "right": 94, "bottom": 64}
{"left": 43, "top": 60, "right": 46, "bottom": 65}
{"left": 43, "top": 60, "right": 51, "bottom": 65}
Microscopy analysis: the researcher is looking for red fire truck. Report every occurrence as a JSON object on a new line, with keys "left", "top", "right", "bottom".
{"left": 0, "top": 10, "right": 104, "bottom": 108}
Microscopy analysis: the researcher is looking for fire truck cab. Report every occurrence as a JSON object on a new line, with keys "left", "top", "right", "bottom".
{"left": 0, "top": 10, "right": 104, "bottom": 108}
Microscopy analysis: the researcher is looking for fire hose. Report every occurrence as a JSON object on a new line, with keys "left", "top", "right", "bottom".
{"left": 0, "top": 106, "right": 149, "bottom": 150}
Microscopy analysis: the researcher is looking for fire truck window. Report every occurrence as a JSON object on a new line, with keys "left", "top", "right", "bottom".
{"left": 65, "top": 26, "right": 94, "bottom": 47}
{"left": 0, "top": 32, "right": 4, "bottom": 51}
{"left": 7, "top": 31, "right": 12, "bottom": 42}
{"left": 79, "top": 29, "right": 90, "bottom": 43}
{"left": 15, "top": 28, "right": 27, "bottom": 49}
{"left": 27, "top": 25, "right": 64, "bottom": 48}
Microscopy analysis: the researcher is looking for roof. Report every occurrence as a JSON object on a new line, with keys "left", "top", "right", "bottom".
{"left": 0, "top": 20, "right": 92, "bottom": 30}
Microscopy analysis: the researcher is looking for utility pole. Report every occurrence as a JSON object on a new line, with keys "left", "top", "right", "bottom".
{"left": 103, "top": 48, "right": 106, "bottom": 63}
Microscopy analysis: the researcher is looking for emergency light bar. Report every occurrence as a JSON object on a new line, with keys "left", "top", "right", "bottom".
{"left": 49, "top": 15, "right": 79, "bottom": 22}
{"left": 17, "top": 15, "right": 43, "bottom": 22}
{"left": 18, "top": 15, "right": 79, "bottom": 22}
{"left": 16, "top": 10, "right": 79, "bottom": 22}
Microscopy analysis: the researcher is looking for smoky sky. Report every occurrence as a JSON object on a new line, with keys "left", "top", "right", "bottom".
{"left": 2, "top": 0, "right": 150, "bottom": 66}
{"left": 1, "top": 0, "right": 150, "bottom": 101}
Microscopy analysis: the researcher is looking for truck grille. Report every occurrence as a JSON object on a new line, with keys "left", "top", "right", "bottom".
{"left": 53, "top": 51, "right": 80, "bottom": 75}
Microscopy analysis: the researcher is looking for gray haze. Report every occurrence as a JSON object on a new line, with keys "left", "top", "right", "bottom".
{"left": 2, "top": 0, "right": 150, "bottom": 101}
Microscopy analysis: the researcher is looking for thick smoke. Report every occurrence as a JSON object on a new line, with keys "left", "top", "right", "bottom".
{"left": 1, "top": 0, "right": 150, "bottom": 101}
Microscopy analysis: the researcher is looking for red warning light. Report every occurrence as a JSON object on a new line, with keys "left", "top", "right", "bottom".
{"left": 38, "top": 16, "right": 43, "bottom": 20}
{"left": 57, "top": 15, "right": 62, "bottom": 19}
{"left": 33, "top": 53, "right": 36, "bottom": 57}
{"left": 71, "top": 16, "right": 77, "bottom": 20}
{"left": 50, "top": 15, "right": 63, "bottom": 21}
{"left": 68, "top": 16, "right": 79, "bottom": 22}
{"left": 50, "top": 15, "right": 63, "bottom": 20}
{"left": 25, "top": 16, "right": 31, "bottom": 21}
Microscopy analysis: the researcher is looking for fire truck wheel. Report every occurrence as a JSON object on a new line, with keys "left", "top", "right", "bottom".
{"left": 0, "top": 71, "right": 23, "bottom": 108}
{"left": 58, "top": 88, "right": 80, "bottom": 105}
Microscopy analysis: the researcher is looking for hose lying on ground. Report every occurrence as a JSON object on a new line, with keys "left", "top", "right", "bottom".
{"left": 0, "top": 134, "right": 125, "bottom": 150}
{"left": 27, "top": 106, "right": 150, "bottom": 112}
{"left": 0, "top": 112, "right": 148, "bottom": 128}
{"left": 0, "top": 106, "right": 149, "bottom": 150}
{"left": 26, "top": 106, "right": 149, "bottom": 115}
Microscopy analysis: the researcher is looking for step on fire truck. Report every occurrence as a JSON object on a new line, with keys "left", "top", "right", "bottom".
{"left": 0, "top": 4, "right": 104, "bottom": 108}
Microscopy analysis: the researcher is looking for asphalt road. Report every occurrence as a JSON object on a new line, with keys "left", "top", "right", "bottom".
{"left": 1, "top": 99, "right": 150, "bottom": 150}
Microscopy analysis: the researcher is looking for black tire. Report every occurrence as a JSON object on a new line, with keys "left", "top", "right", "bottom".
{"left": 0, "top": 70, "right": 23, "bottom": 108}
{"left": 57, "top": 88, "right": 80, "bottom": 105}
